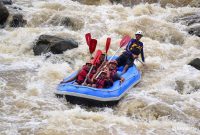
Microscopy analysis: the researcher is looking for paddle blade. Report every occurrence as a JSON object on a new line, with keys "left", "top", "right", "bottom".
{"left": 91, "top": 50, "right": 102, "bottom": 65}
{"left": 89, "top": 39, "right": 97, "bottom": 54}
{"left": 120, "top": 35, "right": 131, "bottom": 48}
{"left": 85, "top": 33, "right": 91, "bottom": 46}
{"left": 105, "top": 37, "right": 111, "bottom": 54}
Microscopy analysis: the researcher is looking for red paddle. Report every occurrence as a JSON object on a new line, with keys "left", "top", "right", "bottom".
{"left": 109, "top": 35, "right": 131, "bottom": 61}
{"left": 95, "top": 35, "right": 131, "bottom": 79}
{"left": 91, "top": 50, "right": 102, "bottom": 65}
{"left": 104, "top": 37, "right": 111, "bottom": 61}
{"left": 85, "top": 33, "right": 91, "bottom": 46}
{"left": 89, "top": 39, "right": 97, "bottom": 54}
{"left": 120, "top": 35, "right": 131, "bottom": 48}
{"left": 105, "top": 37, "right": 111, "bottom": 54}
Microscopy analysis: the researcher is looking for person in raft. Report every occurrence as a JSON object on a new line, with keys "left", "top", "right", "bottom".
{"left": 116, "top": 30, "right": 145, "bottom": 74}
{"left": 60, "top": 61, "right": 95, "bottom": 85}
{"left": 91, "top": 71, "right": 108, "bottom": 88}
{"left": 104, "top": 61, "right": 125, "bottom": 88}
{"left": 90, "top": 61, "right": 125, "bottom": 88}
{"left": 95, "top": 53, "right": 107, "bottom": 69}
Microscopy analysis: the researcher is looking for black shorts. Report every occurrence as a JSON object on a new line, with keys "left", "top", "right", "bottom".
{"left": 116, "top": 53, "right": 134, "bottom": 67}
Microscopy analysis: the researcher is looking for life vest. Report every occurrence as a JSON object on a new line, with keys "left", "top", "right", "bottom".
{"left": 89, "top": 68, "right": 96, "bottom": 79}
{"left": 125, "top": 39, "right": 143, "bottom": 55}
{"left": 96, "top": 78, "right": 106, "bottom": 88}
{"left": 76, "top": 65, "right": 88, "bottom": 84}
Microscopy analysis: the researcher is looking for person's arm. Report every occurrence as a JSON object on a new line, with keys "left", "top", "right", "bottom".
{"left": 122, "top": 64, "right": 129, "bottom": 74}
{"left": 113, "top": 73, "right": 125, "bottom": 84}
{"left": 125, "top": 39, "right": 133, "bottom": 53}
{"left": 141, "top": 47, "right": 145, "bottom": 62}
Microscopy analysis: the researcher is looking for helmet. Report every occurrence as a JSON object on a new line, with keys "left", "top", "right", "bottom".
{"left": 135, "top": 30, "right": 143, "bottom": 36}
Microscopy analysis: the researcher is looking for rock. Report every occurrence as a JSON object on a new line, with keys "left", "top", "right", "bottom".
{"left": 1, "top": 0, "right": 12, "bottom": 5}
{"left": 0, "top": 1, "right": 9, "bottom": 26}
{"left": 173, "top": 13, "right": 200, "bottom": 37}
{"left": 189, "top": 58, "right": 200, "bottom": 70}
{"left": 187, "top": 24, "right": 200, "bottom": 37}
{"left": 174, "top": 13, "right": 200, "bottom": 26}
{"left": 33, "top": 35, "right": 78, "bottom": 55}
{"left": 9, "top": 14, "right": 27, "bottom": 27}
{"left": 110, "top": 0, "right": 158, "bottom": 7}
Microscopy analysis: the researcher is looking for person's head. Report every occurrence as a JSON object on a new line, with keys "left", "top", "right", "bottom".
{"left": 109, "top": 61, "right": 118, "bottom": 70}
{"left": 99, "top": 53, "right": 106, "bottom": 62}
{"left": 135, "top": 30, "right": 143, "bottom": 41}
{"left": 85, "top": 62, "right": 92, "bottom": 70}
{"left": 100, "top": 71, "right": 107, "bottom": 79}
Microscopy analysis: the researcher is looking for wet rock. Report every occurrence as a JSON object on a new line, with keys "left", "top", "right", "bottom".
{"left": 174, "top": 13, "right": 200, "bottom": 26}
{"left": 187, "top": 25, "right": 200, "bottom": 37}
{"left": 111, "top": 0, "right": 157, "bottom": 6}
{"left": 9, "top": 14, "right": 27, "bottom": 27}
{"left": 173, "top": 13, "right": 200, "bottom": 37}
{"left": 188, "top": 58, "right": 200, "bottom": 70}
{"left": 1, "top": 0, "right": 12, "bottom": 5}
{"left": 12, "top": 6, "right": 22, "bottom": 10}
{"left": 0, "top": 1, "right": 9, "bottom": 27}
{"left": 33, "top": 35, "right": 78, "bottom": 55}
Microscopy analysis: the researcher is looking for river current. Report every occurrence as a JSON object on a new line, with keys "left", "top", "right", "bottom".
{"left": 0, "top": 0, "right": 200, "bottom": 134}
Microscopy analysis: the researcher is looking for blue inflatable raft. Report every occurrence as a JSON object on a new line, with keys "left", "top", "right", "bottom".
{"left": 55, "top": 64, "right": 141, "bottom": 106}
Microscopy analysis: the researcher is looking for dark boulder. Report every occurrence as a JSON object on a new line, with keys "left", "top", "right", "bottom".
{"left": 33, "top": 35, "right": 78, "bottom": 55}
{"left": 0, "top": 1, "right": 9, "bottom": 26}
{"left": 9, "top": 14, "right": 27, "bottom": 27}
{"left": 174, "top": 13, "right": 200, "bottom": 26}
{"left": 187, "top": 25, "right": 200, "bottom": 37}
{"left": 173, "top": 13, "right": 200, "bottom": 37}
{"left": 189, "top": 58, "right": 200, "bottom": 70}
{"left": 1, "top": 0, "right": 12, "bottom": 5}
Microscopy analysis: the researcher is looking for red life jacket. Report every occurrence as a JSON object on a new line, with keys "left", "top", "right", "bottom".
{"left": 96, "top": 78, "right": 106, "bottom": 88}
{"left": 95, "top": 61, "right": 102, "bottom": 69}
{"left": 76, "top": 65, "right": 88, "bottom": 84}
{"left": 89, "top": 68, "right": 96, "bottom": 79}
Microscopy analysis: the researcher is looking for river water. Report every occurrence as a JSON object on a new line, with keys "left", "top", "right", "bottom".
{"left": 0, "top": 0, "right": 200, "bottom": 134}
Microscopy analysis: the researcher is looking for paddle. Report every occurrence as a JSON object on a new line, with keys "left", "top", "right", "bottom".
{"left": 83, "top": 50, "right": 103, "bottom": 85}
{"left": 105, "top": 37, "right": 111, "bottom": 54}
{"left": 85, "top": 33, "right": 91, "bottom": 46}
{"left": 104, "top": 37, "right": 111, "bottom": 60}
{"left": 109, "top": 35, "right": 131, "bottom": 61}
{"left": 89, "top": 39, "right": 97, "bottom": 58}
{"left": 95, "top": 35, "right": 131, "bottom": 79}
{"left": 136, "top": 58, "right": 145, "bottom": 66}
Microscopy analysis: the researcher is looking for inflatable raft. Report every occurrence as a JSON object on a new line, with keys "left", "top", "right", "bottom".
{"left": 55, "top": 64, "right": 141, "bottom": 107}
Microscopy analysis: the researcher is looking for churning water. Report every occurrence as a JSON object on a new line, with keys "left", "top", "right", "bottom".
{"left": 0, "top": 0, "right": 200, "bottom": 134}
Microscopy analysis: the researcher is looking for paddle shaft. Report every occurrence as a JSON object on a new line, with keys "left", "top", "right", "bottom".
{"left": 136, "top": 58, "right": 145, "bottom": 65}
{"left": 83, "top": 65, "right": 94, "bottom": 85}
{"left": 95, "top": 47, "right": 121, "bottom": 79}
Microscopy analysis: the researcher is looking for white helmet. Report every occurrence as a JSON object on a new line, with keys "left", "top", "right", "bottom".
{"left": 135, "top": 30, "right": 143, "bottom": 36}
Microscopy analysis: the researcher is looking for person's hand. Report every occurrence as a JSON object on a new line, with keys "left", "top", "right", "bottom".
{"left": 142, "top": 62, "right": 147, "bottom": 68}
{"left": 132, "top": 54, "right": 138, "bottom": 59}
{"left": 120, "top": 77, "right": 125, "bottom": 84}
{"left": 60, "top": 80, "right": 66, "bottom": 84}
